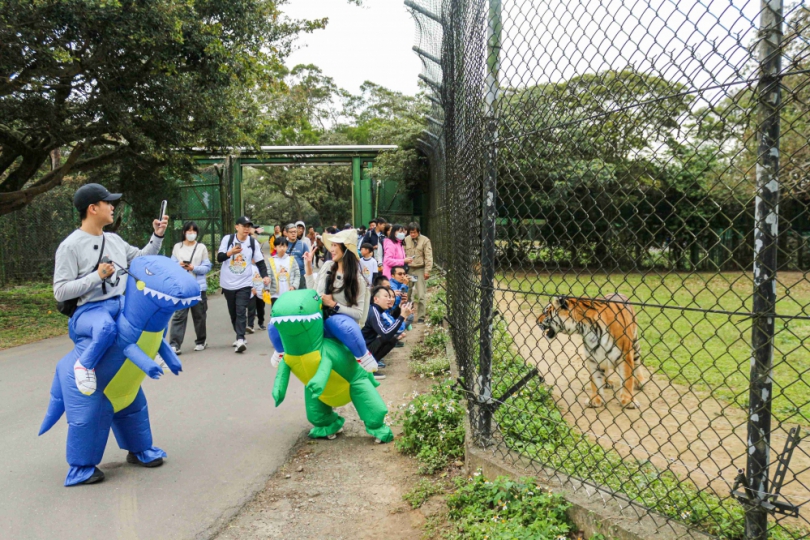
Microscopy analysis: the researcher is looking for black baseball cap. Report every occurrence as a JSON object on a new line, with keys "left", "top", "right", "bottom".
{"left": 73, "top": 183, "right": 122, "bottom": 212}
{"left": 235, "top": 216, "right": 255, "bottom": 227}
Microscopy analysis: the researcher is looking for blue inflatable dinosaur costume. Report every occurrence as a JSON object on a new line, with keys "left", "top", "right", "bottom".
{"left": 39, "top": 255, "right": 201, "bottom": 486}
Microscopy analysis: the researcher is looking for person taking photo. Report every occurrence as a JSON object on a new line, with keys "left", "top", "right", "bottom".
{"left": 53, "top": 184, "right": 168, "bottom": 395}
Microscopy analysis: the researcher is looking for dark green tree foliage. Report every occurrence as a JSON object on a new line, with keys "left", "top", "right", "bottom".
{"left": 0, "top": 0, "right": 324, "bottom": 216}
{"left": 243, "top": 77, "right": 429, "bottom": 228}
{"left": 496, "top": 67, "right": 756, "bottom": 270}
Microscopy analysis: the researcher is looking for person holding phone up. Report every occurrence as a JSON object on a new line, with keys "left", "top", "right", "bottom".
{"left": 53, "top": 184, "right": 168, "bottom": 395}
{"left": 168, "top": 221, "right": 212, "bottom": 355}
{"left": 217, "top": 216, "right": 270, "bottom": 353}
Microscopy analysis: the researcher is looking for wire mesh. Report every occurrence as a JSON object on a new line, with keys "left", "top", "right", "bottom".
{"left": 408, "top": 0, "right": 810, "bottom": 538}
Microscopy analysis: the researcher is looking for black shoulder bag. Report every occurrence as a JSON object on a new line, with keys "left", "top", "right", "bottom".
{"left": 57, "top": 235, "right": 106, "bottom": 318}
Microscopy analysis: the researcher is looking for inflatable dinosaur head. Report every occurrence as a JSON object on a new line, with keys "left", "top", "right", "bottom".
{"left": 270, "top": 289, "right": 324, "bottom": 355}
{"left": 124, "top": 256, "right": 202, "bottom": 329}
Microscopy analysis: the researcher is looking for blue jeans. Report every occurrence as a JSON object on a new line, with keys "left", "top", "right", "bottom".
{"left": 268, "top": 313, "right": 367, "bottom": 357}
{"left": 68, "top": 297, "right": 124, "bottom": 370}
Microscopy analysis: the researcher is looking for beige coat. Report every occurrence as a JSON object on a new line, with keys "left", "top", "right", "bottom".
{"left": 404, "top": 234, "right": 433, "bottom": 274}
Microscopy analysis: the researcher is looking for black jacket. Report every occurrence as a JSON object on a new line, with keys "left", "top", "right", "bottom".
{"left": 362, "top": 303, "right": 405, "bottom": 346}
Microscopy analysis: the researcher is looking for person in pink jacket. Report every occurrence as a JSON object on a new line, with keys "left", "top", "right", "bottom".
{"left": 382, "top": 224, "right": 413, "bottom": 278}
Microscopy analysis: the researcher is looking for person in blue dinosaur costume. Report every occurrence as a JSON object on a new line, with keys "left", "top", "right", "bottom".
{"left": 269, "top": 289, "right": 394, "bottom": 443}
{"left": 39, "top": 255, "right": 201, "bottom": 486}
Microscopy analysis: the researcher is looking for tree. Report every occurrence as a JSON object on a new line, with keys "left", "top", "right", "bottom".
{"left": 242, "top": 76, "right": 430, "bottom": 227}
{"left": 0, "top": 0, "right": 328, "bottom": 215}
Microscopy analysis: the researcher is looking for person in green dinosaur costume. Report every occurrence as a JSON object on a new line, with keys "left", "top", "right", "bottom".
{"left": 269, "top": 289, "right": 393, "bottom": 443}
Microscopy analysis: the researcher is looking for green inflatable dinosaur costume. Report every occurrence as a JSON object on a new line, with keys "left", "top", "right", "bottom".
{"left": 270, "top": 289, "right": 394, "bottom": 442}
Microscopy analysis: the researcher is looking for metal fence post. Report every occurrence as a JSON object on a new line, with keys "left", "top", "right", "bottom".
{"left": 477, "top": 0, "right": 501, "bottom": 447}
{"left": 746, "top": 1, "right": 783, "bottom": 538}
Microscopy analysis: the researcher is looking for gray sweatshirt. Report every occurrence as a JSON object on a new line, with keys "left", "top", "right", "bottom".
{"left": 53, "top": 229, "right": 164, "bottom": 306}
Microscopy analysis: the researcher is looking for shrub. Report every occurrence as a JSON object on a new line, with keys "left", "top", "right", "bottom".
{"left": 403, "top": 478, "right": 445, "bottom": 509}
{"left": 395, "top": 379, "right": 465, "bottom": 475}
{"left": 444, "top": 474, "right": 574, "bottom": 540}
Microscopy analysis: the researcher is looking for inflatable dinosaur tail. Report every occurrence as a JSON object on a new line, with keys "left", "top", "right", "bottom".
{"left": 39, "top": 371, "right": 65, "bottom": 436}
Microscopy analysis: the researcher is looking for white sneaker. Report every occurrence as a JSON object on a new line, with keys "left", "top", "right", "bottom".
{"left": 234, "top": 339, "right": 247, "bottom": 353}
{"left": 194, "top": 343, "right": 207, "bottom": 352}
{"left": 270, "top": 351, "right": 284, "bottom": 368}
{"left": 357, "top": 351, "right": 378, "bottom": 372}
{"left": 171, "top": 345, "right": 181, "bottom": 355}
{"left": 245, "top": 326, "right": 255, "bottom": 334}
{"left": 74, "top": 359, "right": 97, "bottom": 396}
{"left": 232, "top": 339, "right": 248, "bottom": 347}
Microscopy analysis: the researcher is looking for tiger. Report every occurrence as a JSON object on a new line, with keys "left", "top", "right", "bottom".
{"left": 536, "top": 293, "right": 643, "bottom": 409}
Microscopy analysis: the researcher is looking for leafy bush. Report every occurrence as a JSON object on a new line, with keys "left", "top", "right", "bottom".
{"left": 409, "top": 355, "right": 451, "bottom": 378}
{"left": 395, "top": 380, "right": 465, "bottom": 475}
{"left": 444, "top": 474, "right": 574, "bottom": 540}
{"left": 206, "top": 270, "right": 220, "bottom": 294}
{"left": 427, "top": 287, "right": 447, "bottom": 326}
{"left": 403, "top": 478, "right": 445, "bottom": 509}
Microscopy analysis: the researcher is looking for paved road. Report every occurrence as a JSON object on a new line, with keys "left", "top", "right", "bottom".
{"left": 0, "top": 295, "right": 310, "bottom": 540}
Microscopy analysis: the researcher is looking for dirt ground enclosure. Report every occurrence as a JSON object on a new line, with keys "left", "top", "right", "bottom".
{"left": 488, "top": 271, "right": 810, "bottom": 536}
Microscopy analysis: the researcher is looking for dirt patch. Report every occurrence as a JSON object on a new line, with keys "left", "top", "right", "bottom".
{"left": 214, "top": 326, "right": 441, "bottom": 540}
{"left": 496, "top": 289, "right": 810, "bottom": 516}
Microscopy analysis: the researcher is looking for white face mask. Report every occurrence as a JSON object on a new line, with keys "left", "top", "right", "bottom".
{"left": 186, "top": 233, "right": 197, "bottom": 242}
{"left": 396, "top": 232, "right": 406, "bottom": 241}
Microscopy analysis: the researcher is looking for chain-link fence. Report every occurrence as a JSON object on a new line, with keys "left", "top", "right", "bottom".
{"left": 409, "top": 0, "right": 810, "bottom": 538}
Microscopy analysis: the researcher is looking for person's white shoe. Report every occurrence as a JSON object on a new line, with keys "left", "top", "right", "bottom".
{"left": 233, "top": 339, "right": 248, "bottom": 347}
{"left": 234, "top": 339, "right": 247, "bottom": 353}
{"left": 357, "top": 351, "right": 378, "bottom": 372}
{"left": 194, "top": 343, "right": 207, "bottom": 352}
{"left": 74, "top": 359, "right": 97, "bottom": 396}
{"left": 171, "top": 345, "right": 181, "bottom": 355}
{"left": 245, "top": 326, "right": 255, "bottom": 334}
{"left": 270, "top": 351, "right": 284, "bottom": 368}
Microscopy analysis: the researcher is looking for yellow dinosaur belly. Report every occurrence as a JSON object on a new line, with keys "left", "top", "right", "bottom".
{"left": 285, "top": 350, "right": 351, "bottom": 408}
{"left": 104, "top": 331, "right": 164, "bottom": 413}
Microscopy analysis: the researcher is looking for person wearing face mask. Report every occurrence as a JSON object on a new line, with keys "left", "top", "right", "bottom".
{"left": 168, "top": 222, "right": 212, "bottom": 354}
{"left": 382, "top": 224, "right": 413, "bottom": 279}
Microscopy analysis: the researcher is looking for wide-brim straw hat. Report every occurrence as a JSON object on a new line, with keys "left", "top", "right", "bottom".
{"left": 323, "top": 228, "right": 358, "bottom": 255}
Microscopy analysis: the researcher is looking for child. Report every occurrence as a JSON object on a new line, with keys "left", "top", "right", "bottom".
{"left": 359, "top": 242, "right": 378, "bottom": 287}
{"left": 266, "top": 237, "right": 300, "bottom": 304}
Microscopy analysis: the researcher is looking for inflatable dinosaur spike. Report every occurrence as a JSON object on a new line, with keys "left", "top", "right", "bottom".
{"left": 40, "top": 255, "right": 201, "bottom": 486}
{"left": 270, "top": 290, "right": 393, "bottom": 442}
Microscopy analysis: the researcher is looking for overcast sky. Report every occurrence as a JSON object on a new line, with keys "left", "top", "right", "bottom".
{"left": 284, "top": 0, "right": 423, "bottom": 96}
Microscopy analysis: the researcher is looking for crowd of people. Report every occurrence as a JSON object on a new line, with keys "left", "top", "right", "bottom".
{"left": 50, "top": 182, "right": 435, "bottom": 484}
{"left": 163, "top": 214, "right": 434, "bottom": 382}
{"left": 54, "top": 182, "right": 435, "bottom": 393}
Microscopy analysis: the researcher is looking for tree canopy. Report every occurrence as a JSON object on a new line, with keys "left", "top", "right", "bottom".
{"left": 0, "top": 0, "right": 327, "bottom": 215}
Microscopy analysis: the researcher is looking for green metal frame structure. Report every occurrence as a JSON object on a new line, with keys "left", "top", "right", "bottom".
{"left": 194, "top": 145, "right": 397, "bottom": 229}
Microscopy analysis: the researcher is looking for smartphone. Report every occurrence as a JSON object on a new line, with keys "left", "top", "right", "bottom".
{"left": 158, "top": 200, "right": 167, "bottom": 221}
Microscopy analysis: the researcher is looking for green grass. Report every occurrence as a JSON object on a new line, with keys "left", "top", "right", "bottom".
{"left": 500, "top": 271, "right": 810, "bottom": 426}
{"left": 0, "top": 282, "right": 67, "bottom": 350}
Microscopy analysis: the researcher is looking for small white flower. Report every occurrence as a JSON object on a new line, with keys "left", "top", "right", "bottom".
{"left": 427, "top": 410, "right": 433, "bottom": 416}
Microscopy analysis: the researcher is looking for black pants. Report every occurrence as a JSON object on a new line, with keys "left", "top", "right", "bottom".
{"left": 168, "top": 291, "right": 208, "bottom": 349}
{"left": 223, "top": 287, "right": 252, "bottom": 340}
{"left": 248, "top": 295, "right": 265, "bottom": 327}
{"left": 367, "top": 336, "right": 397, "bottom": 362}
